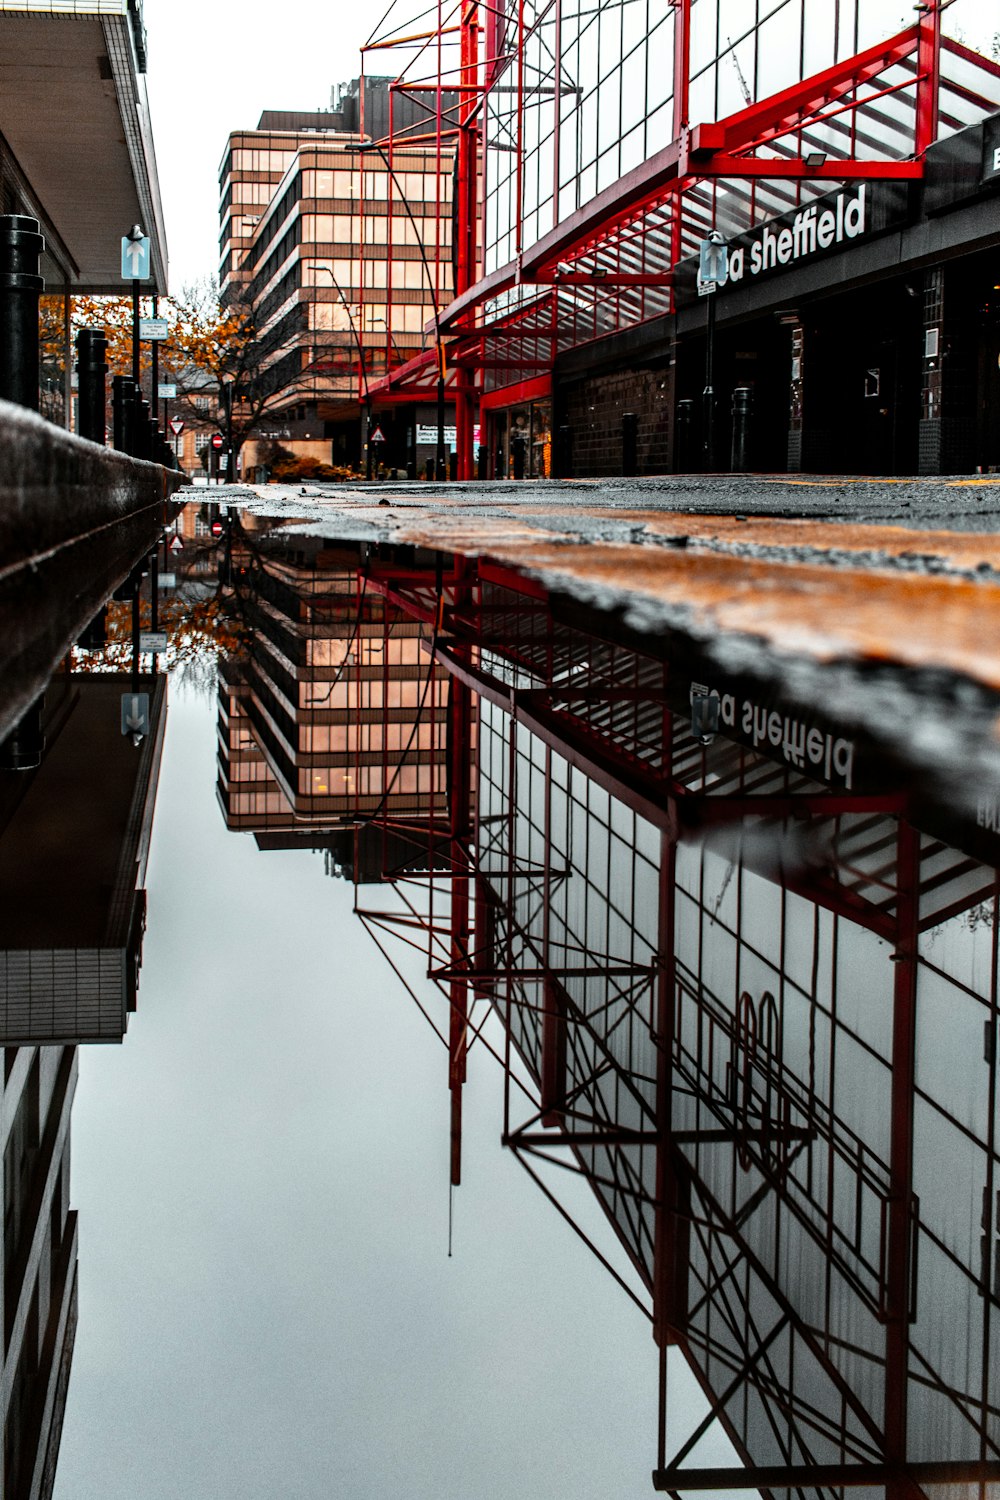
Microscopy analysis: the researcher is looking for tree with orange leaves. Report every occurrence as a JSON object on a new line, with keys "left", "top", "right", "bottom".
{"left": 62, "top": 278, "right": 317, "bottom": 472}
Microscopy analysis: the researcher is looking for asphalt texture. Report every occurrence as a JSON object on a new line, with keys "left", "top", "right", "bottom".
{"left": 201, "top": 473, "right": 1000, "bottom": 813}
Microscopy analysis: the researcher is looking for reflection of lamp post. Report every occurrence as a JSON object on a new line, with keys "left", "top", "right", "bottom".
{"left": 305, "top": 261, "right": 373, "bottom": 481}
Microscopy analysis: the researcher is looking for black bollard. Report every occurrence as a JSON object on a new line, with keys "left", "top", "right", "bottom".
{"left": 112, "top": 374, "right": 137, "bottom": 453}
{"left": 731, "top": 386, "right": 752, "bottom": 472}
{"left": 148, "top": 415, "right": 159, "bottom": 462}
{"left": 477, "top": 444, "right": 487, "bottom": 480}
{"left": 675, "top": 398, "right": 694, "bottom": 472}
{"left": 554, "top": 424, "right": 573, "bottom": 479}
{"left": 0, "top": 214, "right": 45, "bottom": 411}
{"left": 622, "top": 411, "right": 638, "bottom": 477}
{"left": 75, "top": 328, "right": 108, "bottom": 443}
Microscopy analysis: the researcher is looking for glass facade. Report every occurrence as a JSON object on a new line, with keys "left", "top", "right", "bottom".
{"left": 473, "top": 0, "right": 1000, "bottom": 399}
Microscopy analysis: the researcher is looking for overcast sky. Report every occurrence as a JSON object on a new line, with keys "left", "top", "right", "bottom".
{"left": 51, "top": 681, "right": 744, "bottom": 1500}
{"left": 142, "top": 0, "right": 375, "bottom": 292}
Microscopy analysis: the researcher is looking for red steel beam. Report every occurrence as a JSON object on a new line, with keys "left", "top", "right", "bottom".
{"left": 652, "top": 1462, "right": 1000, "bottom": 1490}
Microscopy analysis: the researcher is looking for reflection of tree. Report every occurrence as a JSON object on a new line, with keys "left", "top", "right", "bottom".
{"left": 71, "top": 590, "right": 247, "bottom": 698}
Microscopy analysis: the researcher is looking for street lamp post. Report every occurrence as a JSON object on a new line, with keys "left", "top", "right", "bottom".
{"left": 305, "top": 262, "right": 373, "bottom": 480}
{"left": 697, "top": 230, "right": 729, "bottom": 472}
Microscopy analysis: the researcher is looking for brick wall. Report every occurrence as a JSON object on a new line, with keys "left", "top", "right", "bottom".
{"left": 558, "top": 367, "right": 672, "bottom": 477}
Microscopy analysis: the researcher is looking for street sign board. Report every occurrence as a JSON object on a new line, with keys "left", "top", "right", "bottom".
{"left": 140, "top": 318, "right": 168, "bottom": 340}
{"left": 139, "top": 631, "right": 168, "bottom": 653}
{"left": 120, "top": 234, "right": 151, "bottom": 280}
{"left": 158, "top": 573, "right": 177, "bottom": 588}
{"left": 416, "top": 424, "right": 457, "bottom": 447}
{"left": 120, "top": 693, "right": 150, "bottom": 738}
{"left": 158, "top": 382, "right": 177, "bottom": 399}
{"left": 697, "top": 233, "right": 728, "bottom": 296}
{"left": 369, "top": 424, "right": 386, "bottom": 444}
{"left": 211, "top": 433, "right": 224, "bottom": 450}
{"left": 169, "top": 417, "right": 184, "bottom": 435}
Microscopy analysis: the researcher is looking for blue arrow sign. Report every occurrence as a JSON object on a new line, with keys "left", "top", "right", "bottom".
{"left": 698, "top": 233, "right": 729, "bottom": 290}
{"left": 121, "top": 234, "right": 151, "bottom": 280}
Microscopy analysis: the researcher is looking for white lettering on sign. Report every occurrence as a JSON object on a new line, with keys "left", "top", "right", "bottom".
{"left": 685, "top": 684, "right": 856, "bottom": 789}
{"left": 977, "top": 797, "right": 1000, "bottom": 833}
{"left": 729, "top": 185, "right": 867, "bottom": 285}
{"left": 994, "top": 146, "right": 1000, "bottom": 173}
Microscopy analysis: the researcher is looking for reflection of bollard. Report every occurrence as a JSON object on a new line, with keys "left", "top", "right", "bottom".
{"left": 555, "top": 424, "right": 573, "bottom": 478}
{"left": 731, "top": 386, "right": 752, "bottom": 472}
{"left": 0, "top": 696, "right": 45, "bottom": 772}
{"left": 112, "top": 374, "right": 137, "bottom": 453}
{"left": 675, "top": 398, "right": 694, "bottom": 472}
{"left": 75, "top": 328, "right": 108, "bottom": 443}
{"left": 622, "top": 411, "right": 638, "bottom": 477}
{"left": 0, "top": 215, "right": 45, "bottom": 411}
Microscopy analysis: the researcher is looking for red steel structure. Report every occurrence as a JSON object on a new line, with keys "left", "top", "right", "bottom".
{"left": 347, "top": 545, "right": 1000, "bottom": 1498}
{"left": 360, "top": 0, "right": 1000, "bottom": 476}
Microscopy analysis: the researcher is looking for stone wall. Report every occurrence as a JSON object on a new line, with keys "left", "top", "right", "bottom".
{"left": 557, "top": 367, "right": 673, "bottom": 477}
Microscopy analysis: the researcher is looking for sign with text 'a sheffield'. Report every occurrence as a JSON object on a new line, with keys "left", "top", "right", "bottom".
{"left": 673, "top": 180, "right": 911, "bottom": 307}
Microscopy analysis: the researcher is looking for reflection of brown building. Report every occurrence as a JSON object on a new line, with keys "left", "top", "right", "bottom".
{"left": 217, "top": 534, "right": 448, "bottom": 838}
{"left": 0, "top": 674, "right": 166, "bottom": 1045}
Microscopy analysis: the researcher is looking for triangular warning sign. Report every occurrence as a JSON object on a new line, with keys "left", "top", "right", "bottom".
{"left": 369, "top": 424, "right": 386, "bottom": 444}
{"left": 169, "top": 534, "right": 184, "bottom": 553}
{"left": 169, "top": 417, "right": 184, "bottom": 435}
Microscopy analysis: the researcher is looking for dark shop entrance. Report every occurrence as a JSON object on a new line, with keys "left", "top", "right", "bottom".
{"left": 793, "top": 280, "right": 923, "bottom": 474}
{"left": 673, "top": 312, "right": 791, "bottom": 473}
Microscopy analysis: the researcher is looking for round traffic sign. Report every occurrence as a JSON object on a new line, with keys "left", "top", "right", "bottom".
{"left": 211, "top": 433, "right": 224, "bottom": 450}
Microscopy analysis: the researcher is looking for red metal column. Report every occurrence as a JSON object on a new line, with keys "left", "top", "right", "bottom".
{"left": 448, "top": 562, "right": 474, "bottom": 1184}
{"left": 455, "top": 0, "right": 479, "bottom": 479}
{"left": 669, "top": 0, "right": 692, "bottom": 313}
{"left": 884, "top": 819, "right": 922, "bottom": 1500}
{"left": 915, "top": 0, "right": 941, "bottom": 156}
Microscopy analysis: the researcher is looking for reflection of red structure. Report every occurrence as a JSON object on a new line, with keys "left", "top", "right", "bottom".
{"left": 352, "top": 548, "right": 1000, "bottom": 1495}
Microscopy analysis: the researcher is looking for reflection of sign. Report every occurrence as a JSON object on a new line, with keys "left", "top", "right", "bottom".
{"left": 158, "top": 383, "right": 177, "bottom": 398}
{"left": 140, "top": 318, "right": 168, "bottom": 340}
{"left": 864, "top": 368, "right": 880, "bottom": 399}
{"left": 158, "top": 573, "right": 176, "bottom": 588}
{"left": 369, "top": 424, "right": 386, "bottom": 444}
{"left": 120, "top": 693, "right": 150, "bottom": 737}
{"left": 139, "top": 631, "right": 168, "bottom": 653}
{"left": 169, "top": 417, "right": 184, "bottom": 435}
{"left": 120, "top": 234, "right": 150, "bottom": 280}
{"left": 416, "top": 425, "right": 457, "bottom": 447}
{"left": 168, "top": 534, "right": 184, "bottom": 553}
